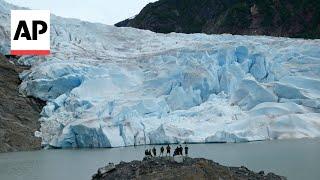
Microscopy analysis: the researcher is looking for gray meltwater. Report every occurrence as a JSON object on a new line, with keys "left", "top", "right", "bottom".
{"left": 0, "top": 138, "right": 319, "bottom": 180}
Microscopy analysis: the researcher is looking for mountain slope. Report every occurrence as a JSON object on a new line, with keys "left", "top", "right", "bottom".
{"left": 116, "top": 0, "right": 320, "bottom": 39}
{"left": 0, "top": 0, "right": 320, "bottom": 149}
{"left": 0, "top": 55, "right": 44, "bottom": 153}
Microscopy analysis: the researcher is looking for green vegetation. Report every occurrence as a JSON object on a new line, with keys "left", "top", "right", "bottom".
{"left": 116, "top": 0, "right": 320, "bottom": 39}
{"left": 222, "top": 2, "right": 251, "bottom": 29}
{"left": 255, "top": 0, "right": 275, "bottom": 27}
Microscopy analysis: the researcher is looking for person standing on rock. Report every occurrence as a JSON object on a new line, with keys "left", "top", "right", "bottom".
{"left": 160, "top": 146, "right": 164, "bottom": 156}
{"left": 179, "top": 145, "right": 183, "bottom": 155}
{"left": 152, "top": 147, "right": 157, "bottom": 157}
{"left": 166, "top": 144, "right": 171, "bottom": 156}
{"left": 173, "top": 146, "right": 179, "bottom": 156}
{"left": 149, "top": 149, "right": 153, "bottom": 157}
{"left": 185, "top": 144, "right": 189, "bottom": 156}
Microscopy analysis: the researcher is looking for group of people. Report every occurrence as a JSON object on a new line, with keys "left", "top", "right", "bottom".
{"left": 173, "top": 145, "right": 187, "bottom": 156}
{"left": 145, "top": 144, "right": 189, "bottom": 157}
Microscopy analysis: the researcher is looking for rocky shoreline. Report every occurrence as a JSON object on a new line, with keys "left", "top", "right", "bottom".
{"left": 92, "top": 157, "right": 286, "bottom": 180}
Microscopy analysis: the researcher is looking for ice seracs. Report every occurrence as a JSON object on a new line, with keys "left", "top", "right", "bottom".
{"left": 0, "top": 0, "right": 320, "bottom": 148}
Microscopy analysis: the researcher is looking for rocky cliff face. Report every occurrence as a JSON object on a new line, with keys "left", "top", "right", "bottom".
{"left": 116, "top": 0, "right": 320, "bottom": 39}
{"left": 0, "top": 55, "right": 44, "bottom": 153}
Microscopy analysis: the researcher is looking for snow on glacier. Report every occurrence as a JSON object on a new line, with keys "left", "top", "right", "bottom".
{"left": 1, "top": 0, "right": 320, "bottom": 148}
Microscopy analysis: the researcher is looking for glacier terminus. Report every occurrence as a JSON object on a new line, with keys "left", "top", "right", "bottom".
{"left": 1, "top": 0, "right": 320, "bottom": 149}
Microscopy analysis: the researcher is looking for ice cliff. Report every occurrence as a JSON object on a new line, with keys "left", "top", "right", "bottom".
{"left": 1, "top": 0, "right": 320, "bottom": 148}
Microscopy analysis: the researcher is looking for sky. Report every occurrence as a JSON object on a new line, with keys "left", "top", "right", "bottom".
{"left": 5, "top": 0, "right": 157, "bottom": 25}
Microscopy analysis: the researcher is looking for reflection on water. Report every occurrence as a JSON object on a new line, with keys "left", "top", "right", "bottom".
{"left": 0, "top": 138, "right": 319, "bottom": 180}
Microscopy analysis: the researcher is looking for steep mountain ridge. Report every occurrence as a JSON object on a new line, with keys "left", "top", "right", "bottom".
{"left": 116, "top": 0, "right": 320, "bottom": 39}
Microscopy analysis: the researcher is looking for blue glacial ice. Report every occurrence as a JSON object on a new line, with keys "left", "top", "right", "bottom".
{"left": 0, "top": 0, "right": 320, "bottom": 148}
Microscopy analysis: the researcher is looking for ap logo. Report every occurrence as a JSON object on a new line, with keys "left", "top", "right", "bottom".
{"left": 11, "top": 10, "right": 50, "bottom": 55}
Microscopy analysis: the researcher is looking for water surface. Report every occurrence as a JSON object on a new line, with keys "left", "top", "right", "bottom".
{"left": 0, "top": 138, "right": 319, "bottom": 180}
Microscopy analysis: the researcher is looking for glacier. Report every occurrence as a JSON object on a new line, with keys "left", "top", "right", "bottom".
{"left": 1, "top": 0, "right": 320, "bottom": 148}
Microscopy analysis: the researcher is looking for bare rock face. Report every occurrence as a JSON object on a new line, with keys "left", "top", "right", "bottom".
{"left": 0, "top": 55, "right": 44, "bottom": 153}
{"left": 92, "top": 157, "right": 286, "bottom": 180}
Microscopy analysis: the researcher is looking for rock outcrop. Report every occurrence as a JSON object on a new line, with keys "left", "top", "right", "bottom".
{"left": 92, "top": 157, "right": 286, "bottom": 180}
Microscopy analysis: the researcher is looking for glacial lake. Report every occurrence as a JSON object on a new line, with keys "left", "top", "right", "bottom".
{"left": 0, "top": 138, "right": 319, "bottom": 180}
